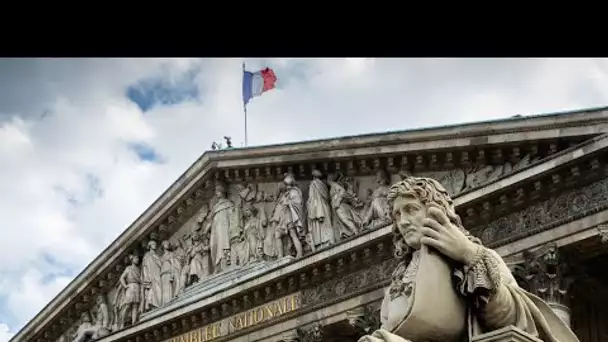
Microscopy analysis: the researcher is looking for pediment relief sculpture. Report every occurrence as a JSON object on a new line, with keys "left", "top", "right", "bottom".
{"left": 358, "top": 176, "right": 580, "bottom": 342}
{"left": 53, "top": 154, "right": 550, "bottom": 341}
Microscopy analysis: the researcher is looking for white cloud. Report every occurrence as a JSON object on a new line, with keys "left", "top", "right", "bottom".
{"left": 2, "top": 58, "right": 608, "bottom": 341}
{"left": 0, "top": 324, "right": 14, "bottom": 342}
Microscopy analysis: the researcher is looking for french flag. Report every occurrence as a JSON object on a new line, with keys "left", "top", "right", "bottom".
{"left": 242, "top": 66, "right": 277, "bottom": 106}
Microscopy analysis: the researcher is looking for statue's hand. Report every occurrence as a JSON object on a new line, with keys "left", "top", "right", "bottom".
{"left": 420, "top": 206, "right": 479, "bottom": 265}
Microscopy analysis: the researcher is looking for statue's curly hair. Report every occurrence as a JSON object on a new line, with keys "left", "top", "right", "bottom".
{"left": 387, "top": 176, "right": 481, "bottom": 260}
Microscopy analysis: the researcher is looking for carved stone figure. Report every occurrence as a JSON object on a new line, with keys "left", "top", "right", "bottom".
{"left": 142, "top": 240, "right": 162, "bottom": 312}
{"left": 270, "top": 173, "right": 305, "bottom": 259}
{"left": 327, "top": 173, "right": 361, "bottom": 239}
{"left": 307, "top": 169, "right": 335, "bottom": 250}
{"left": 203, "top": 183, "right": 239, "bottom": 273}
{"left": 160, "top": 240, "right": 183, "bottom": 305}
{"left": 241, "top": 203, "right": 267, "bottom": 264}
{"left": 175, "top": 236, "right": 191, "bottom": 292}
{"left": 113, "top": 254, "right": 141, "bottom": 330}
{"left": 362, "top": 170, "right": 392, "bottom": 231}
{"left": 71, "top": 312, "right": 96, "bottom": 342}
{"left": 187, "top": 232, "right": 211, "bottom": 284}
{"left": 92, "top": 295, "right": 111, "bottom": 338}
{"left": 358, "top": 176, "right": 580, "bottom": 342}
{"left": 71, "top": 295, "right": 111, "bottom": 342}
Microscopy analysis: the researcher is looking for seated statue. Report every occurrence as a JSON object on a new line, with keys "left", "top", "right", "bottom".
{"left": 71, "top": 295, "right": 111, "bottom": 342}
{"left": 359, "top": 176, "right": 580, "bottom": 342}
{"left": 71, "top": 312, "right": 97, "bottom": 342}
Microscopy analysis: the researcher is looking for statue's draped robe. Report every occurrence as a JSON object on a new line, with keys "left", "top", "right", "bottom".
{"left": 359, "top": 247, "right": 580, "bottom": 342}
{"left": 142, "top": 251, "right": 162, "bottom": 310}
{"left": 189, "top": 240, "right": 210, "bottom": 281}
{"left": 328, "top": 180, "right": 360, "bottom": 238}
{"left": 364, "top": 185, "right": 390, "bottom": 226}
{"left": 160, "top": 250, "right": 182, "bottom": 305}
{"left": 243, "top": 208, "right": 267, "bottom": 263}
{"left": 307, "top": 178, "right": 334, "bottom": 248}
{"left": 272, "top": 186, "right": 305, "bottom": 236}
{"left": 209, "top": 198, "right": 236, "bottom": 269}
{"left": 92, "top": 303, "right": 111, "bottom": 338}
{"left": 112, "top": 265, "right": 141, "bottom": 328}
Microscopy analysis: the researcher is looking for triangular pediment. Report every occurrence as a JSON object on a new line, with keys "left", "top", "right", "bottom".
{"left": 15, "top": 107, "right": 608, "bottom": 342}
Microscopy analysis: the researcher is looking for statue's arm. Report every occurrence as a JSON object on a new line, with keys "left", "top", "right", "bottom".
{"left": 119, "top": 268, "right": 128, "bottom": 288}
{"left": 457, "top": 246, "right": 519, "bottom": 330}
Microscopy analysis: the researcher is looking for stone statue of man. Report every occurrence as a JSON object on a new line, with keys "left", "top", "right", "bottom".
{"left": 114, "top": 254, "right": 142, "bottom": 330}
{"left": 270, "top": 173, "right": 304, "bottom": 259}
{"left": 142, "top": 240, "right": 162, "bottom": 312}
{"left": 204, "top": 182, "right": 239, "bottom": 273}
{"left": 307, "top": 169, "right": 335, "bottom": 250}
{"left": 359, "top": 176, "right": 580, "bottom": 342}
{"left": 160, "top": 240, "right": 183, "bottom": 305}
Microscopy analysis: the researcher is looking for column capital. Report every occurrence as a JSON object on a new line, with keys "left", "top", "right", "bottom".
{"left": 513, "top": 242, "right": 574, "bottom": 306}
{"left": 347, "top": 304, "right": 381, "bottom": 337}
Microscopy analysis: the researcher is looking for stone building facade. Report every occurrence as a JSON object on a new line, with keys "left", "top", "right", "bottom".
{"left": 11, "top": 107, "right": 608, "bottom": 342}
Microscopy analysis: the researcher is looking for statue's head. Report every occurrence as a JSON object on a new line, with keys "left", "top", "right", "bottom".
{"left": 148, "top": 240, "right": 157, "bottom": 251}
{"left": 283, "top": 172, "right": 296, "bottom": 186}
{"left": 161, "top": 240, "right": 171, "bottom": 250}
{"left": 387, "top": 176, "right": 475, "bottom": 258}
{"left": 375, "top": 169, "right": 390, "bottom": 185}
{"left": 96, "top": 295, "right": 105, "bottom": 305}
{"left": 129, "top": 254, "right": 140, "bottom": 265}
{"left": 311, "top": 169, "right": 323, "bottom": 179}
{"left": 80, "top": 312, "right": 91, "bottom": 323}
{"left": 215, "top": 183, "right": 227, "bottom": 198}
{"left": 243, "top": 203, "right": 257, "bottom": 218}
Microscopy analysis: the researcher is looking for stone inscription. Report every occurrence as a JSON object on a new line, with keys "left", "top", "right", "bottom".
{"left": 164, "top": 293, "right": 301, "bottom": 342}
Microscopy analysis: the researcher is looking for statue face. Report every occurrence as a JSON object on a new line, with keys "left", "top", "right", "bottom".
{"left": 131, "top": 255, "right": 140, "bottom": 265}
{"left": 162, "top": 240, "right": 170, "bottom": 250}
{"left": 392, "top": 195, "right": 426, "bottom": 250}
{"left": 243, "top": 207, "right": 252, "bottom": 218}
{"left": 149, "top": 241, "right": 157, "bottom": 250}
{"left": 215, "top": 186, "right": 227, "bottom": 198}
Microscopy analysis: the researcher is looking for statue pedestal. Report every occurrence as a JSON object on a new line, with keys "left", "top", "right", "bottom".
{"left": 472, "top": 326, "right": 543, "bottom": 342}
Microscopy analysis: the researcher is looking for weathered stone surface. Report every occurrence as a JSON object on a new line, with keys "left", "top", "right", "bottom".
{"left": 472, "top": 326, "right": 543, "bottom": 342}
{"left": 18, "top": 110, "right": 608, "bottom": 342}
{"left": 473, "top": 177, "right": 608, "bottom": 247}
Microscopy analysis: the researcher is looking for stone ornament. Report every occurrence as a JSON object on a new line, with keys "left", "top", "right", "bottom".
{"left": 358, "top": 176, "right": 580, "bottom": 342}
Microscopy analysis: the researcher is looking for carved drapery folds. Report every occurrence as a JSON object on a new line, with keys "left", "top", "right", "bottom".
{"left": 513, "top": 243, "right": 574, "bottom": 326}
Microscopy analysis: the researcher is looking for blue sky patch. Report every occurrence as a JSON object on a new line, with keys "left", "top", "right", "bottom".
{"left": 126, "top": 67, "right": 201, "bottom": 112}
{"left": 128, "top": 142, "right": 164, "bottom": 163}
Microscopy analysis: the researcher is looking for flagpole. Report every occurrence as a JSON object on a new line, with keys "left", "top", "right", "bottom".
{"left": 242, "top": 62, "right": 248, "bottom": 147}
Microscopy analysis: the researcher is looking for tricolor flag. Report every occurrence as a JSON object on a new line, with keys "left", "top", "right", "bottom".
{"left": 242, "top": 66, "right": 277, "bottom": 106}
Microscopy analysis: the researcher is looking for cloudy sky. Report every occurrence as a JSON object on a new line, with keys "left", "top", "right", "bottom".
{"left": 1, "top": 58, "right": 608, "bottom": 341}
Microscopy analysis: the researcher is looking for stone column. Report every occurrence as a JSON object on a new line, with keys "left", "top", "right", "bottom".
{"left": 513, "top": 243, "right": 574, "bottom": 327}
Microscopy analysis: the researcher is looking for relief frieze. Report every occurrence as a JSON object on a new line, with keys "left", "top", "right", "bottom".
{"left": 472, "top": 176, "right": 608, "bottom": 246}
{"left": 300, "top": 257, "right": 397, "bottom": 307}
